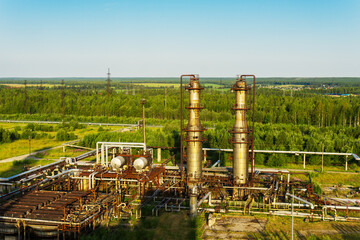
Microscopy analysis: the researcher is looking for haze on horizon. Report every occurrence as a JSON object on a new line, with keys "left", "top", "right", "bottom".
{"left": 0, "top": 0, "right": 359, "bottom": 78}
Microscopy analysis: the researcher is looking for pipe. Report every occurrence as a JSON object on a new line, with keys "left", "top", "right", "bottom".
{"left": 0, "top": 160, "right": 65, "bottom": 182}
{"left": 0, "top": 169, "right": 79, "bottom": 201}
{"left": 223, "top": 186, "right": 270, "bottom": 190}
{"left": 88, "top": 171, "right": 98, "bottom": 189}
{"left": 197, "top": 192, "right": 212, "bottom": 207}
{"left": 272, "top": 202, "right": 318, "bottom": 208}
{"left": 324, "top": 205, "right": 360, "bottom": 211}
{"left": 96, "top": 142, "right": 147, "bottom": 165}
{"left": 211, "top": 160, "right": 220, "bottom": 168}
{"left": 201, "top": 148, "right": 358, "bottom": 159}
{"left": 286, "top": 193, "right": 314, "bottom": 209}
{"left": 0, "top": 208, "right": 101, "bottom": 226}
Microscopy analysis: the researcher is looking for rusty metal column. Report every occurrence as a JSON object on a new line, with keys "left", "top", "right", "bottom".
{"left": 229, "top": 76, "right": 250, "bottom": 185}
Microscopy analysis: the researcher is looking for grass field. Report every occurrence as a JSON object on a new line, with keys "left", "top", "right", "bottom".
{"left": 310, "top": 172, "right": 360, "bottom": 187}
{"left": 0, "top": 123, "right": 123, "bottom": 160}
{"left": 0, "top": 122, "right": 27, "bottom": 129}
{"left": 0, "top": 139, "right": 64, "bottom": 160}
{"left": 249, "top": 214, "right": 360, "bottom": 239}
{"left": 0, "top": 122, "right": 124, "bottom": 177}
{"left": 255, "top": 163, "right": 360, "bottom": 173}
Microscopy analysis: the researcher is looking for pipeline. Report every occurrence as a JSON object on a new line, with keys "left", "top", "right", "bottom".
{"left": 286, "top": 193, "right": 314, "bottom": 209}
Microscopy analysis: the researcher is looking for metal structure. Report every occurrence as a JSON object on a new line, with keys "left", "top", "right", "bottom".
{"left": 1, "top": 74, "right": 360, "bottom": 239}
{"left": 106, "top": 68, "right": 111, "bottom": 97}
{"left": 184, "top": 75, "right": 205, "bottom": 181}
{"left": 181, "top": 75, "right": 206, "bottom": 217}
{"left": 229, "top": 75, "right": 250, "bottom": 185}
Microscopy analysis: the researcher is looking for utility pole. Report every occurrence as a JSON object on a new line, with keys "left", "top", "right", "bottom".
{"left": 61, "top": 79, "right": 65, "bottom": 116}
{"left": 24, "top": 80, "right": 28, "bottom": 114}
{"left": 291, "top": 188, "right": 294, "bottom": 240}
{"left": 28, "top": 129, "right": 32, "bottom": 156}
{"left": 218, "top": 134, "right": 223, "bottom": 163}
{"left": 322, "top": 143, "right": 324, "bottom": 172}
{"left": 140, "top": 98, "right": 146, "bottom": 146}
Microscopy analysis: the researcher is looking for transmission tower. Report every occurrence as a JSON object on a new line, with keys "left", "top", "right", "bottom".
{"left": 106, "top": 68, "right": 111, "bottom": 97}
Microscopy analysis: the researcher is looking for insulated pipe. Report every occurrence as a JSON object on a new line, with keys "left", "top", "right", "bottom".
{"left": 286, "top": 193, "right": 314, "bottom": 209}
{"left": 0, "top": 160, "right": 65, "bottom": 182}
{"left": 197, "top": 192, "right": 212, "bottom": 207}
{"left": 0, "top": 169, "right": 79, "bottom": 201}
{"left": 96, "top": 142, "right": 146, "bottom": 166}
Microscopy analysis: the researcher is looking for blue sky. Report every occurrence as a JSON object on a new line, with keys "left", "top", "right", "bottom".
{"left": 0, "top": 0, "right": 359, "bottom": 77}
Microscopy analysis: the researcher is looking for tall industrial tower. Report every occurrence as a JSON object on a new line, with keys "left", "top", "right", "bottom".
{"left": 230, "top": 76, "right": 250, "bottom": 185}
{"left": 181, "top": 74, "right": 206, "bottom": 217}
{"left": 185, "top": 75, "right": 205, "bottom": 181}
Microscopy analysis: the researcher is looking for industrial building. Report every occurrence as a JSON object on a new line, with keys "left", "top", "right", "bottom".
{"left": 0, "top": 75, "right": 359, "bottom": 239}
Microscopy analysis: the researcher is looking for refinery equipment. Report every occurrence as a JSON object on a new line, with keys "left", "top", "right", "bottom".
{"left": 1, "top": 74, "right": 360, "bottom": 239}
{"left": 229, "top": 75, "right": 255, "bottom": 186}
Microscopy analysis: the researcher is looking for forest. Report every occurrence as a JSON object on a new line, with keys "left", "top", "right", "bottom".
{"left": 0, "top": 77, "right": 359, "bottom": 168}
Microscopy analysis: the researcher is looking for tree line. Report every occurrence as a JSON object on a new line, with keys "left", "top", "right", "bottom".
{"left": 0, "top": 87, "right": 359, "bottom": 128}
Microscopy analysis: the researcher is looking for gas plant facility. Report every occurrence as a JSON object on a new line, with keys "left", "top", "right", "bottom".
{"left": 0, "top": 74, "right": 360, "bottom": 239}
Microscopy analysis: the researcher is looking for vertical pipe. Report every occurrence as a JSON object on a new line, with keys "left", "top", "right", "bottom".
{"left": 180, "top": 74, "right": 197, "bottom": 183}
{"left": 303, "top": 154, "right": 306, "bottom": 169}
{"left": 157, "top": 148, "right": 161, "bottom": 162}
{"left": 251, "top": 76, "right": 256, "bottom": 179}
{"left": 141, "top": 99, "right": 146, "bottom": 147}
{"left": 180, "top": 76, "right": 184, "bottom": 182}
{"left": 101, "top": 144, "right": 105, "bottom": 165}
{"left": 345, "top": 155, "right": 348, "bottom": 171}
{"left": 96, "top": 143, "right": 99, "bottom": 164}
{"left": 190, "top": 193, "right": 197, "bottom": 218}
{"left": 105, "top": 146, "right": 108, "bottom": 167}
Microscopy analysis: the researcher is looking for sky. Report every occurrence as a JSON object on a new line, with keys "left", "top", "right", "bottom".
{"left": 0, "top": 0, "right": 359, "bottom": 78}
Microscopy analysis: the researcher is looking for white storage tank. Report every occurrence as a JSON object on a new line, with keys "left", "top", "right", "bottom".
{"left": 110, "top": 156, "right": 126, "bottom": 171}
{"left": 133, "top": 157, "right": 149, "bottom": 170}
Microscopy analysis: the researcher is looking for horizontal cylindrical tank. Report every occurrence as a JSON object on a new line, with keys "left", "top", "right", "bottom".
{"left": 0, "top": 223, "right": 17, "bottom": 235}
{"left": 110, "top": 156, "right": 126, "bottom": 171}
{"left": 29, "top": 225, "right": 58, "bottom": 238}
{"left": 133, "top": 157, "right": 149, "bottom": 170}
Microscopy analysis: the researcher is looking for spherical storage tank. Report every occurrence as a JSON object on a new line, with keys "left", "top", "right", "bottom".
{"left": 111, "top": 156, "right": 126, "bottom": 171}
{"left": 133, "top": 157, "right": 148, "bottom": 170}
